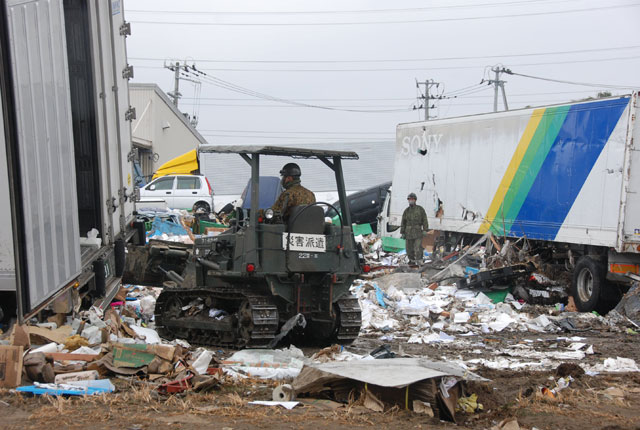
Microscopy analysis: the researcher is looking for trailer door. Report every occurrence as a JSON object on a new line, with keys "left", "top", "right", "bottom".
{"left": 5, "top": 0, "right": 82, "bottom": 314}
{"left": 621, "top": 92, "right": 640, "bottom": 252}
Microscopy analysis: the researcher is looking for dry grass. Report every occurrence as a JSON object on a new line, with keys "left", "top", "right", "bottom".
{"left": 512, "top": 387, "right": 636, "bottom": 427}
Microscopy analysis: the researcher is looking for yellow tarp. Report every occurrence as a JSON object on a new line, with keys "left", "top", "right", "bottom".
{"left": 152, "top": 149, "right": 199, "bottom": 179}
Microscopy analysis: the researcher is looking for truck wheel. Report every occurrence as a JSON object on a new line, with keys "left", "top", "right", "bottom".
{"left": 193, "top": 201, "right": 211, "bottom": 213}
{"left": 571, "top": 256, "right": 604, "bottom": 312}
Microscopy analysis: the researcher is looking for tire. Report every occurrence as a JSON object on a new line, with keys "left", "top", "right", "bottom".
{"left": 571, "top": 256, "right": 604, "bottom": 312}
{"left": 193, "top": 201, "right": 211, "bottom": 213}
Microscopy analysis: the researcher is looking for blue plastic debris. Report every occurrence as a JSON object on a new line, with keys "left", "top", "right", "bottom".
{"left": 16, "top": 380, "right": 114, "bottom": 396}
{"left": 372, "top": 282, "right": 388, "bottom": 308}
{"left": 465, "top": 266, "right": 479, "bottom": 276}
{"left": 148, "top": 217, "right": 188, "bottom": 238}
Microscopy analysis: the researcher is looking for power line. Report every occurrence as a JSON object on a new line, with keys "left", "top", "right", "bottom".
{"left": 504, "top": 69, "right": 640, "bottom": 89}
{"left": 184, "top": 98, "right": 605, "bottom": 108}
{"left": 182, "top": 97, "right": 415, "bottom": 101}
{"left": 445, "top": 83, "right": 486, "bottom": 95}
{"left": 177, "top": 89, "right": 603, "bottom": 102}
{"left": 200, "top": 134, "right": 394, "bottom": 140}
{"left": 183, "top": 67, "right": 414, "bottom": 112}
{"left": 126, "top": 0, "right": 579, "bottom": 16}
{"left": 189, "top": 103, "right": 415, "bottom": 108}
{"left": 443, "top": 84, "right": 494, "bottom": 98}
{"left": 197, "top": 129, "right": 394, "bottom": 134}
{"left": 129, "top": 45, "right": 640, "bottom": 64}
{"left": 131, "top": 54, "right": 640, "bottom": 72}
{"left": 129, "top": 4, "right": 640, "bottom": 26}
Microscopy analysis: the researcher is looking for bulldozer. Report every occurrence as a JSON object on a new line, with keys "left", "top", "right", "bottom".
{"left": 152, "top": 146, "right": 364, "bottom": 348}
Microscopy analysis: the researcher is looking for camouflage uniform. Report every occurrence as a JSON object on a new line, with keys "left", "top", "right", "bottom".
{"left": 270, "top": 178, "right": 316, "bottom": 223}
{"left": 401, "top": 204, "right": 429, "bottom": 263}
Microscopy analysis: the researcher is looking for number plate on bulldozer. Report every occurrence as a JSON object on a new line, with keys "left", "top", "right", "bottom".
{"left": 282, "top": 233, "right": 326, "bottom": 253}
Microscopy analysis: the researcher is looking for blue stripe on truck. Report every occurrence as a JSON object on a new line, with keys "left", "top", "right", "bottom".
{"left": 509, "top": 97, "right": 629, "bottom": 240}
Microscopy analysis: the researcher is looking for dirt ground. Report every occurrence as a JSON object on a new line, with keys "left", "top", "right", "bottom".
{"left": 2, "top": 328, "right": 640, "bottom": 430}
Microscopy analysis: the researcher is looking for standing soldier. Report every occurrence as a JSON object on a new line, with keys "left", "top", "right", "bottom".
{"left": 401, "top": 192, "right": 429, "bottom": 265}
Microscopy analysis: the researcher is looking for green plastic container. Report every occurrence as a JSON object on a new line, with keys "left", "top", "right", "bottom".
{"left": 352, "top": 223, "right": 373, "bottom": 236}
{"left": 382, "top": 236, "right": 406, "bottom": 253}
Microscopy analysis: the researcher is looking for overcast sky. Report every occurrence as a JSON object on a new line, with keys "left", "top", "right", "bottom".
{"left": 124, "top": 0, "right": 640, "bottom": 191}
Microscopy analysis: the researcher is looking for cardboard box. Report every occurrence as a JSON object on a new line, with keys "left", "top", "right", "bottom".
{"left": 112, "top": 344, "right": 175, "bottom": 369}
{"left": 421, "top": 230, "right": 439, "bottom": 253}
{"left": 113, "top": 344, "right": 156, "bottom": 368}
{"left": 0, "top": 345, "right": 24, "bottom": 388}
{"left": 9, "top": 324, "right": 30, "bottom": 348}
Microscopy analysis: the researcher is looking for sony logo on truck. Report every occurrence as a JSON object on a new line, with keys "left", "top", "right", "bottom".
{"left": 400, "top": 131, "right": 444, "bottom": 156}
{"left": 384, "top": 94, "right": 640, "bottom": 312}
{"left": 0, "top": 0, "right": 137, "bottom": 321}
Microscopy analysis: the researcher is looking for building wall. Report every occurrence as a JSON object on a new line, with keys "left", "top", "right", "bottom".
{"left": 130, "top": 84, "right": 207, "bottom": 177}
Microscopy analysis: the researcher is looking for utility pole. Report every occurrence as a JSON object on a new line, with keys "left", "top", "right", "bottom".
{"left": 163, "top": 61, "right": 202, "bottom": 128}
{"left": 414, "top": 79, "right": 441, "bottom": 121}
{"left": 487, "top": 67, "right": 509, "bottom": 112}
{"left": 165, "top": 61, "right": 188, "bottom": 107}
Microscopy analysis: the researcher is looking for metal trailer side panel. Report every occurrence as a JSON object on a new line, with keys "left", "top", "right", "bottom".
{"left": 88, "top": 0, "right": 133, "bottom": 244}
{"left": 0, "top": 81, "right": 15, "bottom": 291}
{"left": 6, "top": 0, "right": 81, "bottom": 307}
{"left": 620, "top": 92, "right": 640, "bottom": 251}
{"left": 391, "top": 96, "right": 632, "bottom": 249}
{"left": 108, "top": 0, "right": 134, "bottom": 228}
{"left": 553, "top": 99, "right": 631, "bottom": 248}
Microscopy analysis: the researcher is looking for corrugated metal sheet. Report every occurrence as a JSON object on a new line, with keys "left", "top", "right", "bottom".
{"left": 0, "top": 85, "right": 16, "bottom": 291}
{"left": 7, "top": 0, "right": 81, "bottom": 308}
{"left": 201, "top": 141, "right": 394, "bottom": 195}
{"left": 107, "top": 0, "right": 135, "bottom": 232}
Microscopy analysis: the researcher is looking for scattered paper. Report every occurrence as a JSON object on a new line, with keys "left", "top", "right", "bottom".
{"left": 248, "top": 401, "right": 300, "bottom": 410}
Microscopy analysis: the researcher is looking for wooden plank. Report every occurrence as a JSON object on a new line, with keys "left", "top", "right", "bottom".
{"left": 44, "top": 352, "right": 99, "bottom": 362}
{"left": 489, "top": 233, "right": 502, "bottom": 252}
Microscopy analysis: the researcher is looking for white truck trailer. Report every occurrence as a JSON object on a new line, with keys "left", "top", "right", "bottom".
{"left": 0, "top": 0, "right": 137, "bottom": 321}
{"left": 382, "top": 94, "right": 640, "bottom": 311}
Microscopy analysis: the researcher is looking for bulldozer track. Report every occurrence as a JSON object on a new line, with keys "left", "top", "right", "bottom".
{"left": 154, "top": 287, "right": 279, "bottom": 349}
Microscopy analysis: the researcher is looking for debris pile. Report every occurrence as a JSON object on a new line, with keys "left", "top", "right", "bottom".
{"left": 353, "top": 273, "right": 566, "bottom": 340}
{"left": 0, "top": 285, "right": 222, "bottom": 395}
{"left": 1, "top": 225, "right": 639, "bottom": 430}
{"left": 135, "top": 208, "right": 230, "bottom": 245}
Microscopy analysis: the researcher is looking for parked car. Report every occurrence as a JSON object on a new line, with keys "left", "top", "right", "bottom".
{"left": 326, "top": 182, "right": 391, "bottom": 233}
{"left": 139, "top": 174, "right": 214, "bottom": 212}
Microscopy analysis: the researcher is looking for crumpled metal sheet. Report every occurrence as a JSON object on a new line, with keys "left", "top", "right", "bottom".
{"left": 292, "top": 358, "right": 487, "bottom": 392}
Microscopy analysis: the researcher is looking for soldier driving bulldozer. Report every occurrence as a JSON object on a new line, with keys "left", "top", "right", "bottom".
{"left": 268, "top": 162, "right": 316, "bottom": 223}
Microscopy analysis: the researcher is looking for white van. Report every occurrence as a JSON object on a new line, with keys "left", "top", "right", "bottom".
{"left": 139, "top": 174, "right": 214, "bottom": 212}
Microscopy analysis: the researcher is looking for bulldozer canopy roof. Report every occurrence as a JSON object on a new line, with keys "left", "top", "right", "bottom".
{"left": 198, "top": 145, "right": 358, "bottom": 160}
